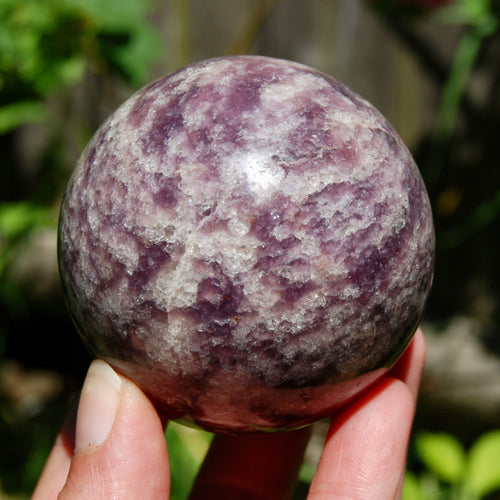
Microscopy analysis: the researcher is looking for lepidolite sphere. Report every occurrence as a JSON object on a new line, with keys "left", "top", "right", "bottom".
{"left": 58, "top": 56, "right": 434, "bottom": 432}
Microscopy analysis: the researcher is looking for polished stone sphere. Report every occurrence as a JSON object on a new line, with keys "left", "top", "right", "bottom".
{"left": 58, "top": 56, "right": 434, "bottom": 432}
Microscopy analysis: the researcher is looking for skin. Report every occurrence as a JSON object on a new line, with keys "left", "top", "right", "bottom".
{"left": 32, "top": 328, "right": 425, "bottom": 499}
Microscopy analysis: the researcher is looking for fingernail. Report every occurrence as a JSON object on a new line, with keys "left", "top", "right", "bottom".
{"left": 75, "top": 360, "right": 122, "bottom": 451}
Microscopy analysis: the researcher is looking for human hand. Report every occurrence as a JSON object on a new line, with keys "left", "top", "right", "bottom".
{"left": 33, "top": 329, "right": 425, "bottom": 499}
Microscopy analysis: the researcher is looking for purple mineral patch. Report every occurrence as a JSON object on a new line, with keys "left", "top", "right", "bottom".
{"left": 58, "top": 56, "right": 434, "bottom": 432}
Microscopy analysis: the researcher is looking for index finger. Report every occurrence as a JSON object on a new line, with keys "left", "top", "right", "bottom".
{"left": 307, "top": 329, "right": 426, "bottom": 500}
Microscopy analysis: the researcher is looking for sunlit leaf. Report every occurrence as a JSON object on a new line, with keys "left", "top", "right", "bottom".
{"left": 415, "top": 432, "right": 466, "bottom": 484}
{"left": 0, "top": 101, "right": 46, "bottom": 134}
{"left": 402, "top": 472, "right": 426, "bottom": 500}
{"left": 0, "top": 0, "right": 161, "bottom": 101}
{"left": 94, "top": 27, "right": 162, "bottom": 85}
{"left": 107, "top": 25, "right": 162, "bottom": 85}
{"left": 298, "top": 461, "right": 316, "bottom": 485}
{"left": 0, "top": 202, "right": 54, "bottom": 239}
{"left": 64, "top": 0, "right": 152, "bottom": 31}
{"left": 165, "top": 422, "right": 212, "bottom": 500}
{"left": 465, "top": 430, "right": 500, "bottom": 497}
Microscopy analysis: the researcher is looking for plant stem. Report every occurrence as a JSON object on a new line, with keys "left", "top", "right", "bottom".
{"left": 424, "top": 23, "right": 485, "bottom": 192}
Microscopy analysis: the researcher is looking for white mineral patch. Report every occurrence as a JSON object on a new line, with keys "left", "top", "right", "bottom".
{"left": 242, "top": 271, "right": 282, "bottom": 312}
{"left": 239, "top": 152, "right": 285, "bottom": 194}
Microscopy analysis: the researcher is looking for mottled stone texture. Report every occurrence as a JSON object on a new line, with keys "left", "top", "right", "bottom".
{"left": 58, "top": 56, "right": 434, "bottom": 432}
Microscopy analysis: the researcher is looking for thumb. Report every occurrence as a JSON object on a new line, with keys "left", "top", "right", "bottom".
{"left": 58, "top": 360, "right": 170, "bottom": 499}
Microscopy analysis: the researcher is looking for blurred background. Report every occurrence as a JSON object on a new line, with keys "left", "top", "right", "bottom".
{"left": 1, "top": 0, "right": 500, "bottom": 498}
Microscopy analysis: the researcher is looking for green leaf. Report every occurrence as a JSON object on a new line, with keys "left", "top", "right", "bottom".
{"left": 402, "top": 472, "right": 426, "bottom": 500}
{"left": 0, "top": 101, "right": 46, "bottom": 134}
{"left": 61, "top": 0, "right": 161, "bottom": 84}
{"left": 432, "top": 0, "right": 497, "bottom": 30}
{"left": 106, "top": 25, "right": 162, "bottom": 85}
{"left": 465, "top": 430, "right": 500, "bottom": 497}
{"left": 165, "top": 422, "right": 212, "bottom": 500}
{"left": 56, "top": 56, "right": 86, "bottom": 86}
{"left": 458, "top": 0, "right": 490, "bottom": 20}
{"left": 0, "top": 202, "right": 54, "bottom": 238}
{"left": 34, "top": 55, "right": 86, "bottom": 95}
{"left": 298, "top": 461, "right": 316, "bottom": 485}
{"left": 64, "top": 0, "right": 152, "bottom": 31}
{"left": 415, "top": 432, "right": 466, "bottom": 484}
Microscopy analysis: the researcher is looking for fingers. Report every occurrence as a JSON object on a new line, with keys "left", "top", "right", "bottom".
{"left": 308, "top": 329, "right": 427, "bottom": 500}
{"left": 32, "top": 360, "right": 169, "bottom": 500}
{"left": 389, "top": 328, "right": 427, "bottom": 400}
{"left": 189, "top": 427, "right": 311, "bottom": 500}
{"left": 32, "top": 403, "right": 77, "bottom": 499}
{"left": 33, "top": 330, "right": 426, "bottom": 499}
{"left": 189, "top": 330, "right": 426, "bottom": 500}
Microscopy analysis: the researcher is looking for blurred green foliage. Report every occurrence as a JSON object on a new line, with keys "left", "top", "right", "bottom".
{"left": 0, "top": 203, "right": 54, "bottom": 275}
{"left": 0, "top": 0, "right": 162, "bottom": 283}
{"left": 403, "top": 430, "right": 500, "bottom": 499}
{"left": 166, "top": 422, "right": 213, "bottom": 500}
{"left": 376, "top": 0, "right": 500, "bottom": 255}
{"left": 0, "top": 0, "right": 162, "bottom": 270}
{"left": 425, "top": 0, "right": 499, "bottom": 212}
{"left": 1, "top": 0, "right": 500, "bottom": 498}
{"left": 377, "top": 0, "right": 500, "bottom": 322}
{"left": 0, "top": 0, "right": 161, "bottom": 125}
{"left": 0, "top": 0, "right": 161, "bottom": 497}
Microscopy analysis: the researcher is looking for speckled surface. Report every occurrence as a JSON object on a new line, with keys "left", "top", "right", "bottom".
{"left": 58, "top": 56, "right": 434, "bottom": 432}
